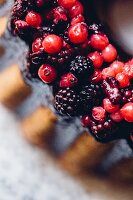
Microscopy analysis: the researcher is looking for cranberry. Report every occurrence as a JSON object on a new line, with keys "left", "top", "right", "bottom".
{"left": 58, "top": 0, "right": 77, "bottom": 9}
{"left": 81, "top": 115, "right": 91, "bottom": 127}
{"left": 90, "top": 69, "right": 103, "bottom": 83}
{"left": 59, "top": 73, "right": 78, "bottom": 88}
{"left": 68, "top": 1, "right": 84, "bottom": 18}
{"left": 110, "top": 111, "right": 123, "bottom": 122}
{"left": 102, "top": 44, "right": 117, "bottom": 63}
{"left": 88, "top": 51, "right": 103, "bottom": 68}
{"left": 38, "top": 64, "right": 57, "bottom": 84}
{"left": 103, "top": 98, "right": 119, "bottom": 113}
{"left": 110, "top": 61, "right": 124, "bottom": 75}
{"left": 32, "top": 37, "right": 43, "bottom": 53}
{"left": 71, "top": 14, "right": 85, "bottom": 25}
{"left": 102, "top": 67, "right": 115, "bottom": 80}
{"left": 26, "top": 11, "right": 42, "bottom": 27}
{"left": 120, "top": 102, "right": 133, "bottom": 122}
{"left": 53, "top": 6, "right": 67, "bottom": 24}
{"left": 68, "top": 23, "right": 88, "bottom": 44}
{"left": 116, "top": 73, "right": 130, "bottom": 88}
{"left": 42, "top": 34, "right": 63, "bottom": 54}
{"left": 90, "top": 34, "right": 109, "bottom": 50}
{"left": 92, "top": 106, "right": 106, "bottom": 121}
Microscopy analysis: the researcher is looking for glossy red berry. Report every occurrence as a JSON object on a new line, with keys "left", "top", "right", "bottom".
{"left": 92, "top": 106, "right": 106, "bottom": 121}
{"left": 38, "top": 64, "right": 57, "bottom": 84}
{"left": 81, "top": 115, "right": 91, "bottom": 127}
{"left": 110, "top": 61, "right": 124, "bottom": 75}
{"left": 26, "top": 11, "right": 42, "bottom": 27}
{"left": 68, "top": 1, "right": 84, "bottom": 18}
{"left": 88, "top": 51, "right": 103, "bottom": 68}
{"left": 42, "top": 34, "right": 63, "bottom": 54}
{"left": 32, "top": 37, "right": 43, "bottom": 53}
{"left": 90, "top": 69, "right": 103, "bottom": 83}
{"left": 120, "top": 102, "right": 133, "bottom": 122}
{"left": 71, "top": 14, "right": 85, "bottom": 25}
{"left": 90, "top": 34, "right": 109, "bottom": 50}
{"left": 110, "top": 111, "right": 123, "bottom": 122}
{"left": 116, "top": 73, "right": 130, "bottom": 88}
{"left": 59, "top": 73, "right": 78, "bottom": 88}
{"left": 103, "top": 98, "right": 119, "bottom": 113}
{"left": 68, "top": 23, "right": 88, "bottom": 44}
{"left": 102, "top": 44, "right": 117, "bottom": 63}
{"left": 102, "top": 67, "right": 115, "bottom": 80}
{"left": 58, "top": 0, "right": 77, "bottom": 9}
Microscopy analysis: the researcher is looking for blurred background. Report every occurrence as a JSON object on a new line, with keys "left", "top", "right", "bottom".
{"left": 0, "top": 1, "right": 133, "bottom": 200}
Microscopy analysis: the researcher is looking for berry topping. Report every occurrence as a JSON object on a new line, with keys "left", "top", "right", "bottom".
{"left": 116, "top": 73, "right": 130, "bottom": 88}
{"left": 92, "top": 107, "right": 106, "bottom": 122}
{"left": 81, "top": 115, "right": 91, "bottom": 127}
{"left": 68, "top": 1, "right": 84, "bottom": 18}
{"left": 26, "top": 11, "right": 42, "bottom": 27}
{"left": 102, "top": 44, "right": 117, "bottom": 63}
{"left": 54, "top": 88, "right": 81, "bottom": 116}
{"left": 38, "top": 64, "right": 57, "bottom": 84}
{"left": 103, "top": 98, "right": 119, "bottom": 113}
{"left": 90, "top": 34, "right": 109, "bottom": 50}
{"left": 42, "top": 34, "right": 63, "bottom": 54}
{"left": 58, "top": 0, "right": 77, "bottom": 9}
{"left": 70, "top": 55, "right": 94, "bottom": 80}
{"left": 59, "top": 73, "right": 78, "bottom": 88}
{"left": 120, "top": 103, "right": 133, "bottom": 122}
{"left": 68, "top": 23, "right": 88, "bottom": 44}
{"left": 88, "top": 51, "right": 103, "bottom": 69}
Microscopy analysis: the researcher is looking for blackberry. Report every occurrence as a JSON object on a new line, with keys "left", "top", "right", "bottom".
{"left": 27, "top": 50, "right": 48, "bottom": 77}
{"left": 80, "top": 84, "right": 103, "bottom": 114}
{"left": 70, "top": 55, "right": 94, "bottom": 80}
{"left": 37, "top": 24, "right": 56, "bottom": 37}
{"left": 54, "top": 88, "right": 81, "bottom": 116}
{"left": 47, "top": 44, "right": 75, "bottom": 67}
{"left": 88, "top": 23, "right": 103, "bottom": 35}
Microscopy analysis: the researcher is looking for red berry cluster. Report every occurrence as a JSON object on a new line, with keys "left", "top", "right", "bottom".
{"left": 10, "top": 0, "right": 133, "bottom": 143}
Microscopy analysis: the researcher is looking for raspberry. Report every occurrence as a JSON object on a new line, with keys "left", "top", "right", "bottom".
{"left": 92, "top": 107, "right": 106, "bottom": 122}
{"left": 42, "top": 34, "right": 63, "bottom": 54}
{"left": 59, "top": 73, "right": 78, "bottom": 88}
{"left": 88, "top": 51, "right": 103, "bottom": 68}
{"left": 120, "top": 103, "right": 133, "bottom": 122}
{"left": 70, "top": 55, "right": 94, "bottom": 80}
{"left": 102, "top": 67, "right": 115, "bottom": 80}
{"left": 103, "top": 98, "right": 119, "bottom": 113}
{"left": 58, "top": 0, "right": 77, "bottom": 9}
{"left": 54, "top": 88, "right": 81, "bottom": 116}
{"left": 38, "top": 64, "right": 57, "bottom": 84}
{"left": 110, "top": 61, "right": 124, "bottom": 75}
{"left": 68, "top": 23, "right": 88, "bottom": 44}
{"left": 116, "top": 73, "right": 130, "bottom": 88}
{"left": 90, "top": 34, "right": 109, "bottom": 50}
{"left": 26, "top": 11, "right": 42, "bottom": 27}
{"left": 102, "top": 44, "right": 117, "bottom": 63}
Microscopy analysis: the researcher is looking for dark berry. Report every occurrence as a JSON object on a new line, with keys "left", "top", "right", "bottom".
{"left": 54, "top": 88, "right": 81, "bottom": 116}
{"left": 70, "top": 55, "right": 94, "bottom": 80}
